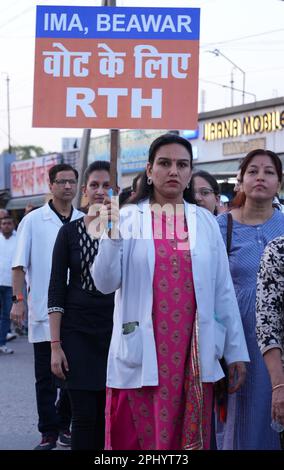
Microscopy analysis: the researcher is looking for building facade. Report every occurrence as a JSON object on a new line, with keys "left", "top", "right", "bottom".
{"left": 74, "top": 96, "right": 284, "bottom": 192}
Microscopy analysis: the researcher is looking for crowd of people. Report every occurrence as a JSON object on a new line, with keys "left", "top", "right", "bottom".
{"left": 0, "top": 134, "right": 283, "bottom": 451}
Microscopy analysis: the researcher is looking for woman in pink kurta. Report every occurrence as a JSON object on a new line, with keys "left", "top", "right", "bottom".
{"left": 99, "top": 134, "right": 247, "bottom": 451}
{"left": 105, "top": 211, "right": 213, "bottom": 450}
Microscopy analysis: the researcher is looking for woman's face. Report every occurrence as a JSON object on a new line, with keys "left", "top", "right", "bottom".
{"left": 146, "top": 143, "right": 192, "bottom": 204}
{"left": 241, "top": 154, "right": 280, "bottom": 202}
{"left": 83, "top": 170, "right": 110, "bottom": 205}
{"left": 193, "top": 176, "right": 219, "bottom": 214}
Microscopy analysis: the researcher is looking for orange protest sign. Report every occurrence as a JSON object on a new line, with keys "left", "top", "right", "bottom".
{"left": 33, "top": 6, "right": 200, "bottom": 130}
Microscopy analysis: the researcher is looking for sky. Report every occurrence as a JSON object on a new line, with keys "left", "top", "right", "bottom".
{"left": 0, "top": 0, "right": 284, "bottom": 153}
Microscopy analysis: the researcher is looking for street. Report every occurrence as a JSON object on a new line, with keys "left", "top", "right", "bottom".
{"left": 0, "top": 336, "right": 39, "bottom": 450}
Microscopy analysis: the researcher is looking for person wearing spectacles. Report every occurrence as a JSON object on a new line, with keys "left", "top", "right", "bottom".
{"left": 11, "top": 163, "right": 83, "bottom": 450}
{"left": 188, "top": 171, "right": 220, "bottom": 216}
{"left": 54, "top": 179, "right": 78, "bottom": 186}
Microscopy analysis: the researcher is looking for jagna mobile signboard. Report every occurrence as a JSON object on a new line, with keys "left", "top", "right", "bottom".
{"left": 33, "top": 6, "right": 200, "bottom": 130}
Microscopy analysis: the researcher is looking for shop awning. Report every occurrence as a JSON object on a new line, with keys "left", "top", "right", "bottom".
{"left": 193, "top": 159, "right": 240, "bottom": 177}
{"left": 5, "top": 194, "right": 48, "bottom": 210}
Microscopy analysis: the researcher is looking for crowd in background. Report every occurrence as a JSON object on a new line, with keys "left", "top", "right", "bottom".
{"left": 0, "top": 135, "right": 284, "bottom": 451}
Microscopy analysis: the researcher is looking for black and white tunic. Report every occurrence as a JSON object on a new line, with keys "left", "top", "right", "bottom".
{"left": 48, "top": 217, "right": 114, "bottom": 390}
{"left": 256, "top": 235, "right": 284, "bottom": 363}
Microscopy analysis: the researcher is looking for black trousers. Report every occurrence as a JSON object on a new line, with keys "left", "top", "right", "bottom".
{"left": 68, "top": 389, "right": 106, "bottom": 450}
{"left": 33, "top": 341, "right": 71, "bottom": 437}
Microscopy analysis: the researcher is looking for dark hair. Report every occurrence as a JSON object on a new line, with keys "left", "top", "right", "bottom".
{"left": 230, "top": 191, "right": 244, "bottom": 209}
{"left": 83, "top": 160, "right": 110, "bottom": 186}
{"left": 49, "top": 164, "right": 78, "bottom": 184}
{"left": 119, "top": 186, "right": 132, "bottom": 207}
{"left": 188, "top": 171, "right": 219, "bottom": 199}
{"left": 148, "top": 133, "right": 193, "bottom": 166}
{"left": 131, "top": 134, "right": 193, "bottom": 204}
{"left": 240, "top": 149, "right": 282, "bottom": 182}
{"left": 0, "top": 210, "right": 8, "bottom": 219}
{"left": 237, "top": 149, "right": 282, "bottom": 207}
{"left": 131, "top": 172, "right": 145, "bottom": 193}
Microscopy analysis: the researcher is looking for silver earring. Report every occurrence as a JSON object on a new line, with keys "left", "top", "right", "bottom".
{"left": 147, "top": 177, "right": 153, "bottom": 185}
{"left": 186, "top": 182, "right": 190, "bottom": 189}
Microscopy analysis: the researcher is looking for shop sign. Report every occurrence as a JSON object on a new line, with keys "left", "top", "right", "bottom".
{"left": 10, "top": 154, "right": 61, "bottom": 197}
{"left": 204, "top": 110, "right": 284, "bottom": 141}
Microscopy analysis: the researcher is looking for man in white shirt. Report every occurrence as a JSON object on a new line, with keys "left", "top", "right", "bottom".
{"left": 0, "top": 215, "right": 17, "bottom": 354}
{"left": 11, "top": 163, "right": 83, "bottom": 450}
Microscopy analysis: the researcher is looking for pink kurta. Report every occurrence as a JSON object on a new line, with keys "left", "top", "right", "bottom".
{"left": 105, "top": 212, "right": 213, "bottom": 450}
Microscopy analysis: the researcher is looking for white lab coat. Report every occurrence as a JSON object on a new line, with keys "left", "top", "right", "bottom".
{"left": 92, "top": 200, "right": 249, "bottom": 388}
{"left": 12, "top": 202, "right": 83, "bottom": 343}
{"left": 0, "top": 232, "right": 17, "bottom": 286}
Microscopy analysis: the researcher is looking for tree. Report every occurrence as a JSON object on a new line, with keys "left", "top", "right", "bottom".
{"left": 2, "top": 145, "right": 46, "bottom": 160}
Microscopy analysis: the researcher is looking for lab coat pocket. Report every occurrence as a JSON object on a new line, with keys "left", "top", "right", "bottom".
{"left": 116, "top": 325, "right": 143, "bottom": 368}
{"left": 214, "top": 320, "right": 226, "bottom": 359}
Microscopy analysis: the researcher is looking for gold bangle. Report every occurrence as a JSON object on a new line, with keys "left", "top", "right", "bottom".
{"left": 272, "top": 383, "right": 284, "bottom": 392}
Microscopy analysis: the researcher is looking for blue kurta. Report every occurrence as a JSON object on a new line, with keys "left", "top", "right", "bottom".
{"left": 217, "top": 209, "right": 284, "bottom": 450}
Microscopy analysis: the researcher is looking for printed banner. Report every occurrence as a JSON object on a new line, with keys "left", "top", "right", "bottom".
{"left": 33, "top": 6, "right": 200, "bottom": 130}
{"left": 10, "top": 154, "right": 61, "bottom": 197}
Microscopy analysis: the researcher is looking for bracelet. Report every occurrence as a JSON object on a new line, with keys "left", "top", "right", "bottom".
{"left": 272, "top": 383, "right": 284, "bottom": 392}
{"left": 12, "top": 293, "right": 24, "bottom": 303}
{"left": 50, "top": 340, "right": 61, "bottom": 344}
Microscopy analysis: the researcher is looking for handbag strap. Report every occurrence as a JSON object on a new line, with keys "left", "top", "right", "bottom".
{"left": 226, "top": 212, "right": 233, "bottom": 256}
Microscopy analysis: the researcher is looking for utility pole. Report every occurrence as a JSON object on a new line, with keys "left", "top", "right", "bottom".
{"left": 74, "top": 129, "right": 91, "bottom": 208}
{"left": 6, "top": 75, "right": 11, "bottom": 153}
{"left": 1, "top": 73, "right": 11, "bottom": 153}
{"left": 230, "top": 69, "right": 234, "bottom": 107}
{"left": 103, "top": 0, "right": 120, "bottom": 191}
{"left": 201, "top": 89, "right": 206, "bottom": 113}
{"left": 74, "top": 0, "right": 119, "bottom": 208}
{"left": 207, "top": 49, "right": 246, "bottom": 106}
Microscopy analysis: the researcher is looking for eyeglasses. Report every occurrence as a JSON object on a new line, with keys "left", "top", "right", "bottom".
{"left": 54, "top": 179, "right": 78, "bottom": 186}
{"left": 194, "top": 188, "right": 215, "bottom": 197}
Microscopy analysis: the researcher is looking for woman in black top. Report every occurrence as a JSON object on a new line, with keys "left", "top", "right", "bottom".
{"left": 48, "top": 161, "right": 114, "bottom": 450}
